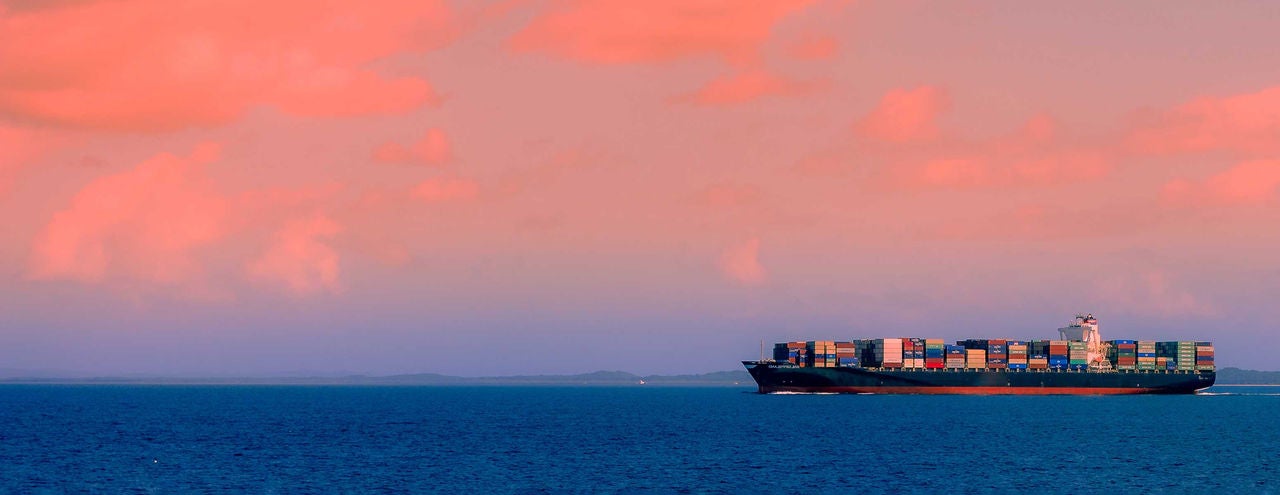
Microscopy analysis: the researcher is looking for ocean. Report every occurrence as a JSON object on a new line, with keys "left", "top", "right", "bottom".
{"left": 0, "top": 385, "right": 1276, "bottom": 494}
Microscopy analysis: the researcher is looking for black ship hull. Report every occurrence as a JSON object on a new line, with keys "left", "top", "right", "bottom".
{"left": 743, "top": 361, "right": 1215, "bottom": 395}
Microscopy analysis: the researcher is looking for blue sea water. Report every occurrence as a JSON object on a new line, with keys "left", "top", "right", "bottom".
{"left": 0, "top": 385, "right": 1277, "bottom": 494}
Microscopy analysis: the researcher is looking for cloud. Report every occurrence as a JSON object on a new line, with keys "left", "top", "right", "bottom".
{"left": 1097, "top": 270, "right": 1216, "bottom": 318}
{"left": 509, "top": 0, "right": 816, "bottom": 66}
{"left": 0, "top": 124, "right": 56, "bottom": 196}
{"left": 674, "top": 70, "right": 826, "bottom": 105}
{"left": 696, "top": 184, "right": 761, "bottom": 207}
{"left": 0, "top": 0, "right": 455, "bottom": 131}
{"left": 27, "top": 142, "right": 229, "bottom": 292}
{"left": 894, "top": 150, "right": 1111, "bottom": 190}
{"left": 719, "top": 237, "right": 767, "bottom": 286}
{"left": 25, "top": 142, "right": 366, "bottom": 299}
{"left": 857, "top": 113, "right": 1112, "bottom": 191}
{"left": 787, "top": 33, "right": 838, "bottom": 60}
{"left": 373, "top": 128, "right": 453, "bottom": 165}
{"left": 246, "top": 214, "right": 343, "bottom": 296}
{"left": 855, "top": 86, "right": 950, "bottom": 143}
{"left": 412, "top": 177, "right": 480, "bottom": 202}
{"left": 1127, "top": 85, "right": 1280, "bottom": 155}
{"left": 1162, "top": 159, "right": 1280, "bottom": 206}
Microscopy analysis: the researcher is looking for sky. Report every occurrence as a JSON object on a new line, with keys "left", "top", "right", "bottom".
{"left": 1, "top": 0, "right": 1279, "bottom": 376}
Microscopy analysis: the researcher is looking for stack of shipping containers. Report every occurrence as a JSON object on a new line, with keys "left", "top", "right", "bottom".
{"left": 965, "top": 347, "right": 986, "bottom": 369}
{"left": 836, "top": 341, "right": 860, "bottom": 367}
{"left": 1196, "top": 342, "right": 1215, "bottom": 370}
{"left": 1158, "top": 341, "right": 1197, "bottom": 371}
{"left": 903, "top": 338, "right": 924, "bottom": 369}
{"left": 1111, "top": 340, "right": 1137, "bottom": 370}
{"left": 987, "top": 339, "right": 1007, "bottom": 369}
{"left": 1068, "top": 341, "right": 1088, "bottom": 370}
{"left": 1028, "top": 340, "right": 1049, "bottom": 370}
{"left": 770, "top": 337, "right": 1214, "bottom": 372}
{"left": 1137, "top": 341, "right": 1157, "bottom": 370}
{"left": 1049, "top": 340, "right": 1068, "bottom": 370}
{"left": 772, "top": 342, "right": 805, "bottom": 364}
{"left": 877, "top": 338, "right": 903, "bottom": 369}
{"left": 925, "top": 339, "right": 945, "bottom": 369}
{"left": 945, "top": 345, "right": 965, "bottom": 369}
{"left": 1007, "top": 341, "right": 1028, "bottom": 370}
{"left": 806, "top": 341, "right": 835, "bottom": 368}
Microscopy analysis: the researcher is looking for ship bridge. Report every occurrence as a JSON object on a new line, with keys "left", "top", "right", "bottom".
{"left": 1058, "top": 313, "right": 1108, "bottom": 368}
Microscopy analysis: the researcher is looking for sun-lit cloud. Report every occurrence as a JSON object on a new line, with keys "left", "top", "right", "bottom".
{"left": 893, "top": 149, "right": 1111, "bottom": 190}
{"left": 855, "top": 86, "right": 950, "bottom": 143}
{"left": 719, "top": 237, "right": 767, "bottom": 286}
{"left": 26, "top": 143, "right": 362, "bottom": 299}
{"left": 787, "top": 33, "right": 838, "bottom": 60}
{"left": 1127, "top": 86, "right": 1280, "bottom": 156}
{"left": 1097, "top": 270, "right": 1217, "bottom": 318}
{"left": 412, "top": 177, "right": 480, "bottom": 202}
{"left": 373, "top": 128, "right": 453, "bottom": 165}
{"left": 696, "top": 184, "right": 762, "bottom": 208}
{"left": 246, "top": 213, "right": 343, "bottom": 296}
{"left": 674, "top": 70, "right": 827, "bottom": 106}
{"left": 1162, "top": 159, "right": 1280, "bottom": 206}
{"left": 509, "top": 0, "right": 816, "bottom": 66}
{"left": 0, "top": 124, "right": 56, "bottom": 196}
{"left": 0, "top": 0, "right": 454, "bottom": 131}
{"left": 27, "top": 142, "right": 229, "bottom": 292}
{"left": 857, "top": 109, "right": 1113, "bottom": 190}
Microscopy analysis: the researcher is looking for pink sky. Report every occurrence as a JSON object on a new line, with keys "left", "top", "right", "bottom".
{"left": 2, "top": 1, "right": 1278, "bottom": 375}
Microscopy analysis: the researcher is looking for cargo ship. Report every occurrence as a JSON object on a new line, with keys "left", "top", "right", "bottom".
{"left": 743, "top": 315, "right": 1215, "bottom": 395}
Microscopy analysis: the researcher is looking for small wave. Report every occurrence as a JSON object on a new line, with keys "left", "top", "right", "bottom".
{"left": 1197, "top": 392, "right": 1280, "bottom": 396}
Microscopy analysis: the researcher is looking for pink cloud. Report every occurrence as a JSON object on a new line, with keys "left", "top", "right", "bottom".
{"left": 855, "top": 86, "right": 949, "bottom": 143}
{"left": 247, "top": 214, "right": 343, "bottom": 296}
{"left": 719, "top": 237, "right": 767, "bottom": 286}
{"left": 697, "top": 184, "right": 762, "bottom": 207}
{"left": 886, "top": 115, "right": 1111, "bottom": 190}
{"left": 25, "top": 141, "right": 366, "bottom": 299}
{"left": 373, "top": 128, "right": 453, "bottom": 165}
{"left": 0, "top": 124, "right": 56, "bottom": 196}
{"left": 27, "top": 142, "right": 229, "bottom": 292}
{"left": 509, "top": 0, "right": 816, "bottom": 67}
{"left": 1128, "top": 86, "right": 1280, "bottom": 155}
{"left": 0, "top": 1, "right": 454, "bottom": 131}
{"left": 1162, "top": 160, "right": 1280, "bottom": 206}
{"left": 412, "top": 177, "right": 480, "bottom": 202}
{"left": 1097, "top": 270, "right": 1216, "bottom": 318}
{"left": 675, "top": 70, "right": 826, "bottom": 105}
{"left": 787, "top": 33, "right": 838, "bottom": 60}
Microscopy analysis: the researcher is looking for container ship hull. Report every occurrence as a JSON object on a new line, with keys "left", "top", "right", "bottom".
{"left": 742, "top": 361, "right": 1215, "bottom": 395}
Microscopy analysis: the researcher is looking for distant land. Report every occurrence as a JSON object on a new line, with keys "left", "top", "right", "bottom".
{"left": 0, "top": 367, "right": 1276, "bottom": 386}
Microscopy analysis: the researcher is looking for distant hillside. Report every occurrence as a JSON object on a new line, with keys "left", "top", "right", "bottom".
{"left": 1215, "top": 367, "right": 1280, "bottom": 385}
